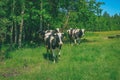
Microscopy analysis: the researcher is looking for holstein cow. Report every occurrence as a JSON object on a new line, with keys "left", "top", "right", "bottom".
{"left": 42, "top": 28, "right": 63, "bottom": 63}
{"left": 67, "top": 28, "right": 85, "bottom": 44}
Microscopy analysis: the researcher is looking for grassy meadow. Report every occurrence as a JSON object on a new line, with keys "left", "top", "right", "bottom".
{"left": 0, "top": 31, "right": 120, "bottom": 80}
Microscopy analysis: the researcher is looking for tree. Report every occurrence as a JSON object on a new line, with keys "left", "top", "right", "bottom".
{"left": 102, "top": 11, "right": 111, "bottom": 30}
{"left": 112, "top": 13, "right": 120, "bottom": 30}
{"left": 17, "top": 0, "right": 25, "bottom": 48}
{"left": 0, "top": 0, "right": 120, "bottom": 50}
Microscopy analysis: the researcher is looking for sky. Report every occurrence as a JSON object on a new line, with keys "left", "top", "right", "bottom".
{"left": 97, "top": 0, "right": 120, "bottom": 16}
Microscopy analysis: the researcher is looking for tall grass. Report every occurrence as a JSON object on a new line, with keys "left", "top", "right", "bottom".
{"left": 0, "top": 31, "right": 120, "bottom": 80}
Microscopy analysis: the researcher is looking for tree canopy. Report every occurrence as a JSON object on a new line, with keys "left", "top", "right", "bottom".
{"left": 0, "top": 0, "right": 120, "bottom": 48}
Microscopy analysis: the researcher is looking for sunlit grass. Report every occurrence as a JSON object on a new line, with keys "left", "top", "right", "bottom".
{"left": 0, "top": 31, "right": 120, "bottom": 80}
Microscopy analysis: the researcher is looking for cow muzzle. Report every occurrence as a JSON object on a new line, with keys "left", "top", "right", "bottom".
{"left": 59, "top": 42, "right": 63, "bottom": 45}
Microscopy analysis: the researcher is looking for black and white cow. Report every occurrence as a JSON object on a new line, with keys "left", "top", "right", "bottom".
{"left": 45, "top": 31, "right": 64, "bottom": 63}
{"left": 67, "top": 28, "right": 85, "bottom": 44}
{"left": 38, "top": 28, "right": 64, "bottom": 63}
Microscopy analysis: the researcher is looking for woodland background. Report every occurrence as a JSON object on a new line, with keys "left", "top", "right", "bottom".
{"left": 0, "top": 0, "right": 120, "bottom": 49}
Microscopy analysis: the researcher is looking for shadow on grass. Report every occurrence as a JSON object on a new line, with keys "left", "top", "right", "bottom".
{"left": 81, "top": 38, "right": 97, "bottom": 43}
{"left": 1, "top": 69, "right": 20, "bottom": 78}
{"left": 43, "top": 52, "right": 53, "bottom": 62}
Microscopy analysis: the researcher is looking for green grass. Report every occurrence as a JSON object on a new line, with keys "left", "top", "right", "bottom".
{"left": 0, "top": 31, "right": 120, "bottom": 80}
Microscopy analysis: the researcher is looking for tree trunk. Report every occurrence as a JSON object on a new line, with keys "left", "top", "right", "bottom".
{"left": 40, "top": 0, "right": 43, "bottom": 31}
{"left": 63, "top": 11, "right": 70, "bottom": 29}
{"left": 10, "top": 24, "right": 13, "bottom": 48}
{"left": 10, "top": 0, "right": 15, "bottom": 49}
{"left": 18, "top": 14, "right": 24, "bottom": 48}
{"left": 14, "top": 21, "right": 17, "bottom": 45}
{"left": 18, "top": 1, "right": 25, "bottom": 48}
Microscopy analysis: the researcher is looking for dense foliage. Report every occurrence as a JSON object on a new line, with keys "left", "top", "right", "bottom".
{"left": 0, "top": 0, "right": 120, "bottom": 48}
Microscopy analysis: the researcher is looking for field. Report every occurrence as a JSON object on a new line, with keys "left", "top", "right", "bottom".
{"left": 0, "top": 31, "right": 120, "bottom": 80}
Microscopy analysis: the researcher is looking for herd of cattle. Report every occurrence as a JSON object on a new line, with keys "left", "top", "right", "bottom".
{"left": 39, "top": 28, "right": 85, "bottom": 63}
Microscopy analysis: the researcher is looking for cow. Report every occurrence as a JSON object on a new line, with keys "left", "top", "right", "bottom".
{"left": 67, "top": 28, "right": 85, "bottom": 44}
{"left": 45, "top": 30, "right": 64, "bottom": 63}
{"left": 38, "top": 28, "right": 64, "bottom": 63}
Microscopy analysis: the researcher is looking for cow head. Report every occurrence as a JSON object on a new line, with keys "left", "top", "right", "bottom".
{"left": 55, "top": 32, "right": 64, "bottom": 45}
{"left": 81, "top": 29, "right": 85, "bottom": 36}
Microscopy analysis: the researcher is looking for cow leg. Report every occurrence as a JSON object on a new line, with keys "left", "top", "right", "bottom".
{"left": 58, "top": 46, "right": 62, "bottom": 59}
{"left": 52, "top": 49, "right": 56, "bottom": 63}
{"left": 46, "top": 46, "right": 49, "bottom": 59}
{"left": 77, "top": 38, "right": 80, "bottom": 44}
{"left": 78, "top": 38, "right": 81, "bottom": 44}
{"left": 49, "top": 49, "right": 53, "bottom": 61}
{"left": 56, "top": 49, "right": 61, "bottom": 60}
{"left": 74, "top": 39, "right": 77, "bottom": 44}
{"left": 70, "top": 39, "right": 73, "bottom": 45}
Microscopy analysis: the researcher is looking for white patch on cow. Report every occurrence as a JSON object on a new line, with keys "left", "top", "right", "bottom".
{"left": 44, "top": 32, "right": 52, "bottom": 41}
{"left": 72, "top": 29, "right": 76, "bottom": 38}
{"left": 81, "top": 29, "right": 85, "bottom": 36}
{"left": 45, "top": 32, "right": 51, "bottom": 37}
{"left": 58, "top": 50, "right": 61, "bottom": 56}
{"left": 74, "top": 29, "right": 80, "bottom": 34}
{"left": 67, "top": 30, "right": 71, "bottom": 35}
{"left": 74, "top": 39, "right": 77, "bottom": 44}
{"left": 57, "top": 47, "right": 61, "bottom": 56}
{"left": 67, "top": 28, "right": 72, "bottom": 35}
{"left": 57, "top": 32, "right": 63, "bottom": 45}
{"left": 50, "top": 36, "right": 54, "bottom": 44}
{"left": 56, "top": 28, "right": 60, "bottom": 32}
{"left": 73, "top": 29, "right": 76, "bottom": 34}
{"left": 45, "top": 30, "right": 53, "bottom": 33}
{"left": 58, "top": 49, "right": 61, "bottom": 59}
